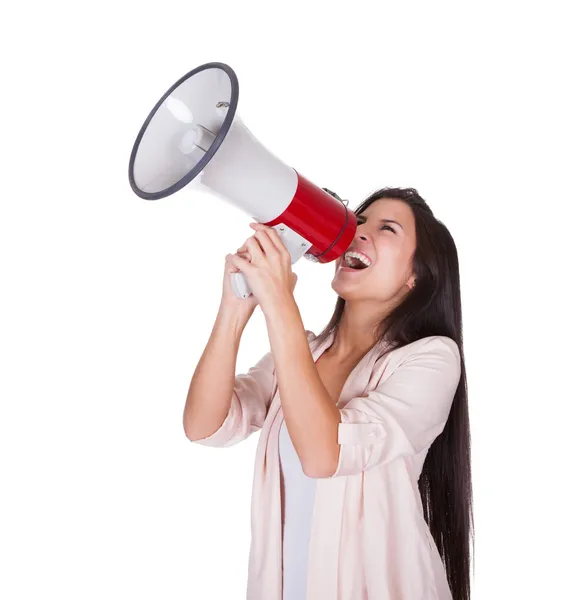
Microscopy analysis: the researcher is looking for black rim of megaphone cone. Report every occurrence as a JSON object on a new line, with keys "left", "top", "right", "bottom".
{"left": 128, "top": 62, "right": 239, "bottom": 200}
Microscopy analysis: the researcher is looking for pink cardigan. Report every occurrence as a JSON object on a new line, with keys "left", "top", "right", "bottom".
{"left": 190, "top": 329, "right": 461, "bottom": 600}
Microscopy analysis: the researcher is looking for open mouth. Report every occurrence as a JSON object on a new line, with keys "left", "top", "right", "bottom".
{"left": 341, "top": 251, "right": 372, "bottom": 271}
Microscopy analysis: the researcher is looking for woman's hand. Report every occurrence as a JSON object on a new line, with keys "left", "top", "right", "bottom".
{"left": 225, "top": 223, "right": 298, "bottom": 313}
{"left": 219, "top": 245, "right": 260, "bottom": 320}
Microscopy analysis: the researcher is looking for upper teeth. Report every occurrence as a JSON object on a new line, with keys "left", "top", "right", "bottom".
{"left": 344, "top": 251, "right": 372, "bottom": 268}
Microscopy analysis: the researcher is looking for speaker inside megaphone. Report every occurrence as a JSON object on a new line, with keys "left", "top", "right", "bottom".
{"left": 128, "top": 62, "right": 358, "bottom": 298}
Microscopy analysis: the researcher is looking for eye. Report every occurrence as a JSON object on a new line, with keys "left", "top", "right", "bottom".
{"left": 356, "top": 217, "right": 395, "bottom": 233}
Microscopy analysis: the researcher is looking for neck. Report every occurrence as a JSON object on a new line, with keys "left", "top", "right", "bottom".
{"left": 327, "top": 300, "right": 388, "bottom": 362}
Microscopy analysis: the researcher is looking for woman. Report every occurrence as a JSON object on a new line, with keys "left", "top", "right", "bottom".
{"left": 183, "top": 186, "right": 474, "bottom": 600}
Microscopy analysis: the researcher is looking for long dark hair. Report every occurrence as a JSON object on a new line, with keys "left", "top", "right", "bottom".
{"left": 314, "top": 187, "right": 474, "bottom": 600}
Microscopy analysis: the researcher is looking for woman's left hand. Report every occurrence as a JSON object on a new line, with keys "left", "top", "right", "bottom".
{"left": 226, "top": 223, "right": 298, "bottom": 312}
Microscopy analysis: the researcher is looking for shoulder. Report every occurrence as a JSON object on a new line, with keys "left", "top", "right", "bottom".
{"left": 400, "top": 335, "right": 459, "bottom": 359}
{"left": 381, "top": 335, "right": 461, "bottom": 377}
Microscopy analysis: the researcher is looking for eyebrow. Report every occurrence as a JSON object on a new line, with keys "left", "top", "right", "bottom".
{"left": 357, "top": 215, "right": 404, "bottom": 231}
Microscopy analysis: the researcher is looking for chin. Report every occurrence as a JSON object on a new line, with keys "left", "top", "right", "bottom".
{"left": 331, "top": 277, "right": 359, "bottom": 299}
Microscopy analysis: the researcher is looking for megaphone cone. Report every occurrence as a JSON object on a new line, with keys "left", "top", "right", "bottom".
{"left": 129, "top": 62, "right": 357, "bottom": 298}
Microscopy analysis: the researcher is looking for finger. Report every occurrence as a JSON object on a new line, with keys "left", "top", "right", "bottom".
{"left": 226, "top": 253, "right": 252, "bottom": 273}
{"left": 225, "top": 253, "right": 241, "bottom": 273}
{"left": 250, "top": 223, "right": 289, "bottom": 259}
{"left": 235, "top": 248, "right": 251, "bottom": 261}
{"left": 251, "top": 229, "right": 279, "bottom": 258}
{"left": 229, "top": 248, "right": 250, "bottom": 262}
{"left": 244, "top": 236, "right": 265, "bottom": 263}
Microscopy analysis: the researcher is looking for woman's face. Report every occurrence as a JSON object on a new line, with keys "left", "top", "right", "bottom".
{"left": 331, "top": 198, "right": 417, "bottom": 303}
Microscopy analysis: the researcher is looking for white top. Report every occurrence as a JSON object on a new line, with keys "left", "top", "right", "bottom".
{"left": 278, "top": 417, "right": 317, "bottom": 600}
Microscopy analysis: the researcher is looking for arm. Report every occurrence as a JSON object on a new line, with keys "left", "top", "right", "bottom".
{"left": 183, "top": 307, "right": 276, "bottom": 447}
{"left": 323, "top": 335, "right": 461, "bottom": 478}
{"left": 224, "top": 222, "right": 341, "bottom": 473}
{"left": 261, "top": 291, "right": 460, "bottom": 479}
{"left": 262, "top": 294, "right": 342, "bottom": 477}
{"left": 183, "top": 307, "right": 248, "bottom": 441}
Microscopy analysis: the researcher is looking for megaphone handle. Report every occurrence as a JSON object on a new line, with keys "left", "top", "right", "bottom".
{"left": 231, "top": 271, "right": 252, "bottom": 299}
{"left": 229, "top": 223, "right": 309, "bottom": 299}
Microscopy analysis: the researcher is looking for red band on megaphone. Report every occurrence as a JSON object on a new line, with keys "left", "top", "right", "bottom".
{"left": 264, "top": 172, "right": 357, "bottom": 263}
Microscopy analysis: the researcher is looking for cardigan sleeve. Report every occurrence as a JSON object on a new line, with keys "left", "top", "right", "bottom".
{"left": 327, "top": 336, "right": 461, "bottom": 478}
{"left": 189, "top": 349, "right": 276, "bottom": 448}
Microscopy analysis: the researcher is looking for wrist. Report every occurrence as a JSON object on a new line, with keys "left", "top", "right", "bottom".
{"left": 262, "top": 291, "right": 298, "bottom": 323}
{"left": 215, "top": 305, "right": 250, "bottom": 337}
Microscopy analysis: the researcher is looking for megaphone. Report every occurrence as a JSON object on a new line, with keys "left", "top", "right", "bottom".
{"left": 128, "top": 62, "right": 358, "bottom": 299}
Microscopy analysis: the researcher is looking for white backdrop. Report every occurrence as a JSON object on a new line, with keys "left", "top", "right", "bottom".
{"left": 1, "top": 1, "right": 565, "bottom": 598}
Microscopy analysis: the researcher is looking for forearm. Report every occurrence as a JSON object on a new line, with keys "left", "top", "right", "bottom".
{"left": 263, "top": 294, "right": 341, "bottom": 476}
{"left": 183, "top": 307, "right": 249, "bottom": 440}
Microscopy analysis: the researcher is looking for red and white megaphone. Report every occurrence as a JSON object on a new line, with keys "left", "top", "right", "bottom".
{"left": 128, "top": 62, "right": 358, "bottom": 298}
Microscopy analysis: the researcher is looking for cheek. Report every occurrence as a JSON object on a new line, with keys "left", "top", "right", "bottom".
{"left": 368, "top": 258, "right": 401, "bottom": 285}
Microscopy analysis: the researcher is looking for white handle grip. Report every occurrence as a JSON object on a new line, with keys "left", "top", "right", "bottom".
{"left": 231, "top": 271, "right": 252, "bottom": 299}
{"left": 229, "top": 223, "right": 312, "bottom": 299}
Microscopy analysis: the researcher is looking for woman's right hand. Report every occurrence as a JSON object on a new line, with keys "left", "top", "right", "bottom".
{"left": 219, "top": 246, "right": 259, "bottom": 319}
